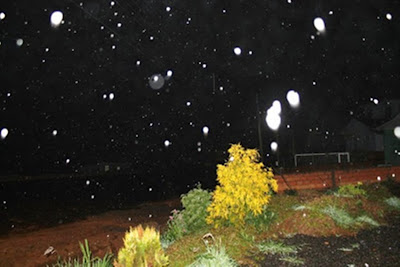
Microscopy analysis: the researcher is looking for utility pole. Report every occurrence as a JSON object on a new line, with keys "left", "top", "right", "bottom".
{"left": 255, "top": 90, "right": 264, "bottom": 161}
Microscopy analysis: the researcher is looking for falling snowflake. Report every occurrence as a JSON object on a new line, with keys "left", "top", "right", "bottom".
{"left": 50, "top": 11, "right": 63, "bottom": 27}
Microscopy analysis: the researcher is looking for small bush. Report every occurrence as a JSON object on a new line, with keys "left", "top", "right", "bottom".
{"left": 161, "top": 185, "right": 211, "bottom": 248}
{"left": 115, "top": 225, "right": 168, "bottom": 267}
{"left": 181, "top": 183, "right": 212, "bottom": 233}
{"left": 336, "top": 182, "right": 367, "bottom": 198}
{"left": 206, "top": 144, "right": 278, "bottom": 227}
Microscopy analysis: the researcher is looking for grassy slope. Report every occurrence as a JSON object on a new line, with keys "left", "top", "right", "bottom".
{"left": 165, "top": 183, "right": 399, "bottom": 266}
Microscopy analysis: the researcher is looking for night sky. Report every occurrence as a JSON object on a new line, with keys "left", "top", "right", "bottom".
{"left": 0, "top": 0, "right": 399, "bottom": 185}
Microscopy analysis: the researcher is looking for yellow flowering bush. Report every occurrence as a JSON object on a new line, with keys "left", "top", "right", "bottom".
{"left": 206, "top": 144, "right": 278, "bottom": 227}
{"left": 115, "top": 225, "right": 169, "bottom": 267}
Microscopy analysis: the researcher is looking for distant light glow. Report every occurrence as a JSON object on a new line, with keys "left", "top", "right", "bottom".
{"left": 394, "top": 126, "right": 400, "bottom": 139}
{"left": 66, "top": 158, "right": 70, "bottom": 164}
{"left": 329, "top": 10, "right": 334, "bottom": 15}
{"left": 386, "top": 13, "right": 392, "bottom": 20}
{"left": 266, "top": 113, "right": 281, "bottom": 131}
{"left": 16, "top": 38, "right": 23, "bottom": 46}
{"left": 202, "top": 63, "right": 207, "bottom": 68}
{"left": 0, "top": 12, "right": 5, "bottom": 20}
{"left": 313, "top": 17, "right": 326, "bottom": 32}
{"left": 166, "top": 70, "right": 173, "bottom": 77}
{"left": 166, "top": 6, "right": 171, "bottom": 12}
{"left": 202, "top": 126, "right": 209, "bottom": 136}
{"left": 1, "top": 128, "right": 8, "bottom": 139}
{"left": 272, "top": 100, "right": 282, "bottom": 114}
{"left": 52, "top": 130, "right": 58, "bottom": 136}
{"left": 110, "top": 1, "right": 115, "bottom": 6}
{"left": 109, "top": 93, "right": 115, "bottom": 100}
{"left": 136, "top": 60, "right": 141, "bottom": 66}
{"left": 164, "top": 140, "right": 171, "bottom": 147}
{"left": 50, "top": 11, "right": 63, "bottom": 27}
{"left": 373, "top": 98, "right": 379, "bottom": 105}
{"left": 270, "top": 141, "right": 278, "bottom": 152}
{"left": 233, "top": 47, "right": 242, "bottom": 56}
{"left": 377, "top": 176, "right": 381, "bottom": 181}
{"left": 117, "top": 22, "right": 122, "bottom": 27}
{"left": 186, "top": 101, "right": 191, "bottom": 106}
{"left": 286, "top": 90, "right": 300, "bottom": 108}
{"left": 266, "top": 100, "right": 282, "bottom": 131}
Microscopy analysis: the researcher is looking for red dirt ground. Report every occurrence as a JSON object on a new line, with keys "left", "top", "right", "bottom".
{"left": 0, "top": 198, "right": 181, "bottom": 267}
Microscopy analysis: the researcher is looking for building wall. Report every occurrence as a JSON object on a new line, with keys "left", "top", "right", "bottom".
{"left": 276, "top": 166, "right": 400, "bottom": 192}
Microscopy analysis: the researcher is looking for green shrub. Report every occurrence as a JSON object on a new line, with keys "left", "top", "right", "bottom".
{"left": 206, "top": 144, "right": 278, "bottom": 228}
{"left": 161, "top": 184, "right": 211, "bottom": 248}
{"left": 181, "top": 183, "right": 212, "bottom": 233}
{"left": 336, "top": 182, "right": 367, "bottom": 198}
{"left": 115, "top": 225, "right": 168, "bottom": 267}
{"left": 51, "top": 239, "right": 113, "bottom": 267}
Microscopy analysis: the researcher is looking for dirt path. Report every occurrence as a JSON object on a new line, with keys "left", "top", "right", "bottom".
{"left": 0, "top": 199, "right": 180, "bottom": 267}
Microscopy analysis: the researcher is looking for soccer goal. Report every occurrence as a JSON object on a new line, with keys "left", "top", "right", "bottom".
{"left": 294, "top": 152, "right": 350, "bottom": 167}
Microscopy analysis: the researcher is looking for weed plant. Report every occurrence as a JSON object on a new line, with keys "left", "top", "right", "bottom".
{"left": 322, "top": 205, "right": 379, "bottom": 228}
{"left": 385, "top": 196, "right": 400, "bottom": 210}
{"left": 188, "top": 241, "right": 238, "bottom": 267}
{"left": 336, "top": 182, "right": 367, "bottom": 198}
{"left": 51, "top": 239, "right": 113, "bottom": 267}
{"left": 257, "top": 240, "right": 299, "bottom": 255}
{"left": 279, "top": 255, "right": 305, "bottom": 266}
{"left": 161, "top": 209, "right": 187, "bottom": 248}
{"left": 245, "top": 207, "right": 276, "bottom": 232}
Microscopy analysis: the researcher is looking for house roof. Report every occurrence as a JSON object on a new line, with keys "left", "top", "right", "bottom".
{"left": 342, "top": 118, "right": 373, "bottom": 135}
{"left": 376, "top": 113, "right": 400, "bottom": 130}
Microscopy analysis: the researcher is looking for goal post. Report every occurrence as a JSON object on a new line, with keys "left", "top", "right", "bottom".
{"left": 294, "top": 152, "right": 350, "bottom": 167}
